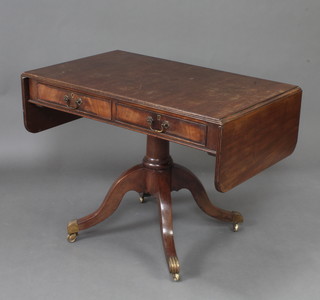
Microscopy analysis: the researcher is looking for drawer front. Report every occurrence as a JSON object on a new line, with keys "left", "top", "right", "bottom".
{"left": 37, "top": 83, "right": 111, "bottom": 120}
{"left": 115, "top": 103, "right": 206, "bottom": 145}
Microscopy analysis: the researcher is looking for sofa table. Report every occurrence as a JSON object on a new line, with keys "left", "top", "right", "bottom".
{"left": 21, "top": 50, "right": 302, "bottom": 281}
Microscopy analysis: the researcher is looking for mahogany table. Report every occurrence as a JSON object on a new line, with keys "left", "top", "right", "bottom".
{"left": 21, "top": 50, "right": 302, "bottom": 281}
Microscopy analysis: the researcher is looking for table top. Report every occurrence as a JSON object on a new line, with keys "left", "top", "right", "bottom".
{"left": 24, "top": 50, "right": 297, "bottom": 124}
{"left": 22, "top": 50, "right": 302, "bottom": 193}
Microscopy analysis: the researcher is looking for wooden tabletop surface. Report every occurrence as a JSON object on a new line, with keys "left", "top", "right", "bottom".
{"left": 24, "top": 50, "right": 297, "bottom": 123}
{"left": 22, "top": 50, "right": 302, "bottom": 192}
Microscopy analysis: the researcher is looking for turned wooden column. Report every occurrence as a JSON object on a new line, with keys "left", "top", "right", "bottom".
{"left": 143, "top": 135, "right": 172, "bottom": 169}
{"left": 67, "top": 135, "right": 243, "bottom": 281}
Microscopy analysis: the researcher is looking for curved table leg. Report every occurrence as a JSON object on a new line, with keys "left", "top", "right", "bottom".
{"left": 156, "top": 172, "right": 180, "bottom": 281}
{"left": 171, "top": 164, "right": 243, "bottom": 230}
{"left": 67, "top": 164, "right": 146, "bottom": 242}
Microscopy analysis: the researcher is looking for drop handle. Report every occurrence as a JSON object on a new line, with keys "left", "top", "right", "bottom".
{"left": 146, "top": 115, "right": 169, "bottom": 133}
{"left": 64, "top": 94, "right": 82, "bottom": 109}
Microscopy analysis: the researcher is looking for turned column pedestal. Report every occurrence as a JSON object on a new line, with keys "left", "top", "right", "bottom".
{"left": 67, "top": 135, "right": 243, "bottom": 281}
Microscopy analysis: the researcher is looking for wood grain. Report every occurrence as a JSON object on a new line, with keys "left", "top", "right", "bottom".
{"left": 21, "top": 50, "right": 302, "bottom": 191}
{"left": 21, "top": 77, "right": 80, "bottom": 133}
{"left": 22, "top": 50, "right": 303, "bottom": 279}
{"left": 22, "top": 50, "right": 297, "bottom": 123}
{"left": 72, "top": 135, "right": 241, "bottom": 279}
{"left": 77, "top": 164, "right": 145, "bottom": 230}
{"left": 37, "top": 83, "right": 111, "bottom": 119}
{"left": 115, "top": 103, "right": 206, "bottom": 145}
{"left": 215, "top": 88, "right": 302, "bottom": 192}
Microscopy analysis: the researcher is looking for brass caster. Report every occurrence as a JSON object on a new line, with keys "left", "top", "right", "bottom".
{"left": 139, "top": 193, "right": 151, "bottom": 203}
{"left": 172, "top": 273, "right": 180, "bottom": 282}
{"left": 67, "top": 233, "right": 78, "bottom": 243}
{"left": 67, "top": 219, "right": 79, "bottom": 243}
{"left": 168, "top": 256, "right": 180, "bottom": 281}
{"left": 139, "top": 196, "right": 145, "bottom": 203}
{"left": 231, "top": 211, "right": 243, "bottom": 232}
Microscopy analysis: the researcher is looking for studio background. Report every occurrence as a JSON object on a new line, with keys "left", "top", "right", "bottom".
{"left": 1, "top": 1, "right": 319, "bottom": 299}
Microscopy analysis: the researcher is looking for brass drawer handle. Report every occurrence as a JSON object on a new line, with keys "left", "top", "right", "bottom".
{"left": 147, "top": 115, "right": 169, "bottom": 133}
{"left": 64, "top": 93, "right": 82, "bottom": 109}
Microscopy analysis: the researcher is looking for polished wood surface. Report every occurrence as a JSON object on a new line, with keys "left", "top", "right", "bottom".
{"left": 21, "top": 51, "right": 302, "bottom": 280}
{"left": 37, "top": 83, "right": 112, "bottom": 119}
{"left": 69, "top": 136, "right": 242, "bottom": 280}
{"left": 21, "top": 77, "right": 80, "bottom": 133}
{"left": 77, "top": 164, "right": 145, "bottom": 231}
{"left": 22, "top": 50, "right": 296, "bottom": 122}
{"left": 115, "top": 103, "right": 206, "bottom": 146}
{"left": 21, "top": 50, "right": 302, "bottom": 191}
{"left": 172, "top": 164, "right": 243, "bottom": 224}
{"left": 215, "top": 88, "right": 302, "bottom": 192}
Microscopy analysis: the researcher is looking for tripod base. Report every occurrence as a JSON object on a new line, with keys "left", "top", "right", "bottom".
{"left": 67, "top": 136, "right": 243, "bottom": 281}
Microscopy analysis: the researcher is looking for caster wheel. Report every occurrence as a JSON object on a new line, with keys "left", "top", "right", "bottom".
{"left": 233, "top": 223, "right": 239, "bottom": 232}
{"left": 67, "top": 233, "right": 78, "bottom": 243}
{"left": 172, "top": 273, "right": 180, "bottom": 281}
{"left": 139, "top": 192, "right": 151, "bottom": 203}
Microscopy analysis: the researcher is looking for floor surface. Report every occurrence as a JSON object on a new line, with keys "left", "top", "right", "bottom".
{"left": 1, "top": 151, "right": 319, "bottom": 300}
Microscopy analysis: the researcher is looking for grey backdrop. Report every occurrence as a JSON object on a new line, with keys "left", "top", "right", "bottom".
{"left": 1, "top": 1, "right": 319, "bottom": 299}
